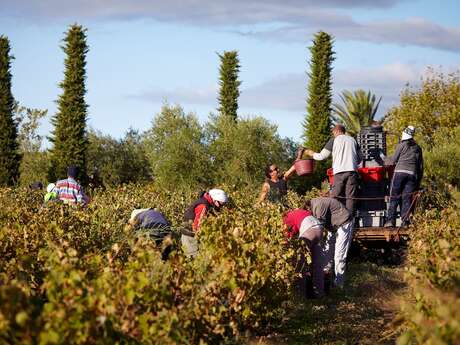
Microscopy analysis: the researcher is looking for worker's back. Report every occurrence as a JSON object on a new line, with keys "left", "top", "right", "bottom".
{"left": 331, "top": 134, "right": 360, "bottom": 174}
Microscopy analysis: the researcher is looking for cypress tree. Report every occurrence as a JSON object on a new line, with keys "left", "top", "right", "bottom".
{"left": 303, "top": 31, "right": 335, "bottom": 187}
{"left": 49, "top": 24, "right": 89, "bottom": 182}
{"left": 217, "top": 51, "right": 241, "bottom": 122}
{"left": 0, "top": 36, "right": 20, "bottom": 186}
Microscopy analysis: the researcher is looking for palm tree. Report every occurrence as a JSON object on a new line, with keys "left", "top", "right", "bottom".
{"left": 332, "top": 89, "right": 382, "bottom": 136}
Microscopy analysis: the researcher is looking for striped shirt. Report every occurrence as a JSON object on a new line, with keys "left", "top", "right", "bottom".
{"left": 55, "top": 177, "right": 88, "bottom": 205}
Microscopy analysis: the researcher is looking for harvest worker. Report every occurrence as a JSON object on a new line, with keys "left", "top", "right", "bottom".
{"left": 304, "top": 196, "right": 353, "bottom": 288}
{"left": 302, "top": 124, "right": 361, "bottom": 215}
{"left": 384, "top": 126, "right": 423, "bottom": 227}
{"left": 129, "top": 208, "right": 173, "bottom": 260}
{"left": 257, "top": 149, "right": 303, "bottom": 204}
{"left": 55, "top": 165, "right": 89, "bottom": 205}
{"left": 283, "top": 209, "right": 325, "bottom": 298}
{"left": 181, "top": 189, "right": 228, "bottom": 258}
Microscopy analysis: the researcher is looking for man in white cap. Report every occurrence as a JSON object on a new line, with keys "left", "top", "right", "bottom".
{"left": 384, "top": 125, "right": 423, "bottom": 227}
{"left": 128, "top": 208, "right": 173, "bottom": 260}
{"left": 181, "top": 188, "right": 228, "bottom": 258}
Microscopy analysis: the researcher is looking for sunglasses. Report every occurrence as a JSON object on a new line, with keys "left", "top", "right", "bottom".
{"left": 270, "top": 167, "right": 279, "bottom": 173}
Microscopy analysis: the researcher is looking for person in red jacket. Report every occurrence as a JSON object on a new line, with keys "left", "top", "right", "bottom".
{"left": 283, "top": 208, "right": 325, "bottom": 298}
{"left": 181, "top": 188, "right": 228, "bottom": 258}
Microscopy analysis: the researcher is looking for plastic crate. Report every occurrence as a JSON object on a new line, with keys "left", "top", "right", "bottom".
{"left": 359, "top": 215, "right": 384, "bottom": 227}
{"left": 358, "top": 167, "right": 386, "bottom": 183}
{"left": 358, "top": 126, "right": 387, "bottom": 158}
{"left": 357, "top": 181, "right": 387, "bottom": 211}
{"left": 327, "top": 168, "right": 334, "bottom": 185}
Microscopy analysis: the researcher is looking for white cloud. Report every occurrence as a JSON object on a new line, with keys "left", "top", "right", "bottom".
{"left": 243, "top": 17, "right": 460, "bottom": 52}
{"left": 130, "top": 85, "right": 218, "bottom": 106}
{"left": 1, "top": 0, "right": 406, "bottom": 23}
{"left": 132, "top": 63, "right": 455, "bottom": 117}
{"left": 5, "top": 0, "right": 460, "bottom": 51}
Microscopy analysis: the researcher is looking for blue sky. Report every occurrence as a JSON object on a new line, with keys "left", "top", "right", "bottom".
{"left": 1, "top": 0, "right": 459, "bottom": 143}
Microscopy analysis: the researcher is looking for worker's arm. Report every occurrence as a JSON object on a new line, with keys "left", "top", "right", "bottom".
{"left": 193, "top": 204, "right": 208, "bottom": 231}
{"left": 282, "top": 148, "right": 305, "bottom": 180}
{"left": 312, "top": 148, "right": 331, "bottom": 161}
{"left": 257, "top": 182, "right": 270, "bottom": 203}
{"left": 305, "top": 138, "right": 333, "bottom": 161}
{"left": 283, "top": 164, "right": 297, "bottom": 180}
{"left": 128, "top": 216, "right": 140, "bottom": 229}
{"left": 282, "top": 223, "right": 290, "bottom": 237}
{"left": 385, "top": 142, "right": 403, "bottom": 166}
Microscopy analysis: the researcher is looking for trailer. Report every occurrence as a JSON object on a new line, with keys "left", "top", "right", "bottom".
{"left": 330, "top": 125, "right": 419, "bottom": 242}
{"left": 354, "top": 226, "right": 409, "bottom": 242}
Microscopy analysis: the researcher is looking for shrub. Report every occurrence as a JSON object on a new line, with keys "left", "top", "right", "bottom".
{"left": 397, "top": 206, "right": 460, "bottom": 344}
{"left": 0, "top": 184, "right": 304, "bottom": 343}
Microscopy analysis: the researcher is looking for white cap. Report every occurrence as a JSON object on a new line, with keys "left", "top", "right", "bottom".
{"left": 208, "top": 189, "right": 228, "bottom": 204}
{"left": 401, "top": 125, "right": 415, "bottom": 141}
{"left": 46, "top": 183, "right": 56, "bottom": 193}
{"left": 129, "top": 208, "right": 150, "bottom": 221}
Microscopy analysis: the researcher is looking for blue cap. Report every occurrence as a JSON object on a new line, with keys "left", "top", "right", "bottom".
{"left": 67, "top": 165, "right": 79, "bottom": 178}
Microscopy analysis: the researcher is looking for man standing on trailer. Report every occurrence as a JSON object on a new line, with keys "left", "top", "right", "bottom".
{"left": 384, "top": 126, "right": 423, "bottom": 227}
{"left": 303, "top": 124, "right": 361, "bottom": 215}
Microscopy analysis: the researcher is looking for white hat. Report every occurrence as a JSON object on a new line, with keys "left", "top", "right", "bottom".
{"left": 401, "top": 125, "right": 415, "bottom": 141}
{"left": 129, "top": 208, "right": 150, "bottom": 221}
{"left": 46, "top": 183, "right": 56, "bottom": 193}
{"left": 208, "top": 189, "right": 228, "bottom": 204}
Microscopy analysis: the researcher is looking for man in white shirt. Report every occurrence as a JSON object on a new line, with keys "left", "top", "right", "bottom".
{"left": 304, "top": 124, "right": 361, "bottom": 215}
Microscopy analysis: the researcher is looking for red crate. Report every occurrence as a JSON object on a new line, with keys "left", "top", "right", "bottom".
{"left": 328, "top": 166, "right": 391, "bottom": 184}
{"left": 358, "top": 167, "right": 386, "bottom": 183}
{"left": 327, "top": 168, "right": 334, "bottom": 185}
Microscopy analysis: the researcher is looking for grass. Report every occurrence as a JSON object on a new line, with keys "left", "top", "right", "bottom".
{"left": 249, "top": 246, "right": 408, "bottom": 345}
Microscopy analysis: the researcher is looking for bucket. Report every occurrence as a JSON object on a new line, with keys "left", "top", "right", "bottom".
{"left": 294, "top": 159, "right": 315, "bottom": 176}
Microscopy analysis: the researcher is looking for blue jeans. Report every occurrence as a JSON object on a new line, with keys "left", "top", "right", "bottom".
{"left": 387, "top": 172, "right": 416, "bottom": 224}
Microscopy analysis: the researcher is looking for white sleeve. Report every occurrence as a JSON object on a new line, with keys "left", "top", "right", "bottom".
{"left": 313, "top": 148, "right": 331, "bottom": 161}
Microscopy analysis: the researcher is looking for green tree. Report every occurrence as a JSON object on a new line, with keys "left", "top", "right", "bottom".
{"left": 86, "top": 129, "right": 151, "bottom": 186}
{"left": 384, "top": 69, "right": 460, "bottom": 150}
{"left": 384, "top": 70, "right": 460, "bottom": 203}
{"left": 143, "top": 104, "right": 210, "bottom": 189}
{"left": 48, "top": 24, "right": 89, "bottom": 182}
{"left": 206, "top": 114, "right": 289, "bottom": 187}
{"left": 14, "top": 102, "right": 49, "bottom": 186}
{"left": 424, "top": 126, "right": 460, "bottom": 190}
{"left": 332, "top": 89, "right": 381, "bottom": 136}
{"left": 303, "top": 31, "right": 335, "bottom": 187}
{"left": 217, "top": 51, "right": 241, "bottom": 122}
{"left": 0, "top": 36, "right": 20, "bottom": 186}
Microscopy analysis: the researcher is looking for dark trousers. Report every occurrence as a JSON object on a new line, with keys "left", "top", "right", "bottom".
{"left": 387, "top": 172, "right": 416, "bottom": 224}
{"left": 330, "top": 171, "right": 359, "bottom": 215}
{"left": 301, "top": 227, "right": 324, "bottom": 297}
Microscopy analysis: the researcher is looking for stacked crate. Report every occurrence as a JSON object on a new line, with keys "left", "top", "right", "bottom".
{"left": 357, "top": 125, "right": 386, "bottom": 167}
{"left": 356, "top": 126, "right": 388, "bottom": 225}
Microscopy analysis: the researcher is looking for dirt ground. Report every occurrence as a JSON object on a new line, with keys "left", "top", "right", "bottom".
{"left": 249, "top": 246, "right": 408, "bottom": 345}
